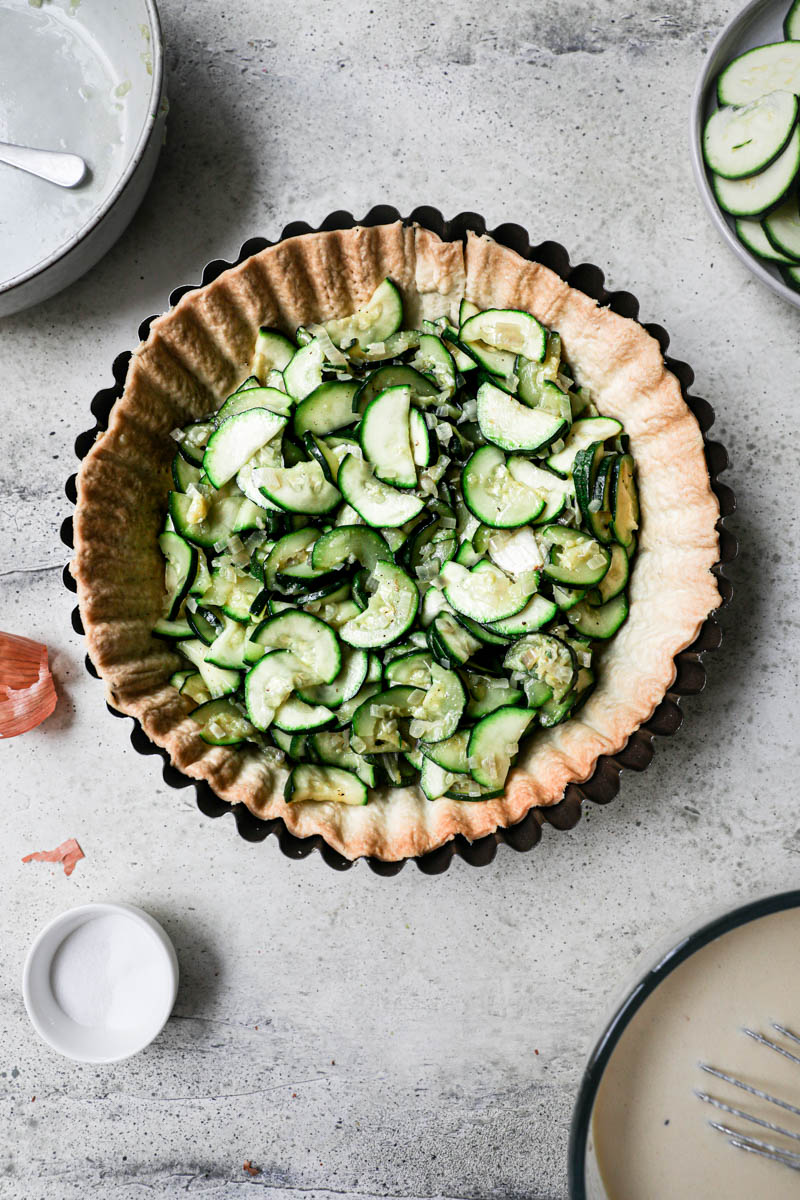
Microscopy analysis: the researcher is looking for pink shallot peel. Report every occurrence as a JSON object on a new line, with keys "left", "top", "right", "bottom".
{"left": 22, "top": 838, "right": 85, "bottom": 877}
{"left": 0, "top": 631, "right": 57, "bottom": 739}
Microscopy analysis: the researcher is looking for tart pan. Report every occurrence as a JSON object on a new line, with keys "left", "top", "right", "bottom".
{"left": 61, "top": 206, "right": 736, "bottom": 876}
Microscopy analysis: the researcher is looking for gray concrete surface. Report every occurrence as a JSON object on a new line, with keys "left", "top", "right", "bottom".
{"left": 0, "top": 1, "right": 792, "bottom": 1196}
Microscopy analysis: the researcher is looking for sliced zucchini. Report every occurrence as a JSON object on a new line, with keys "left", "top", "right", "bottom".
{"left": 256, "top": 460, "right": 341, "bottom": 515}
{"left": 205, "top": 615, "right": 250, "bottom": 670}
{"left": 186, "top": 605, "right": 222, "bottom": 645}
{"left": 216, "top": 386, "right": 293, "bottom": 425}
{"left": 545, "top": 417, "right": 623, "bottom": 477}
{"left": 247, "top": 610, "right": 341, "bottom": 683}
{"left": 273, "top": 694, "right": 334, "bottom": 733}
{"left": 293, "top": 380, "right": 359, "bottom": 438}
{"left": 412, "top": 334, "right": 457, "bottom": 397}
{"left": 354, "top": 363, "right": 437, "bottom": 413}
{"left": 351, "top": 685, "right": 417, "bottom": 753}
{"left": 488, "top": 594, "right": 558, "bottom": 637}
{"left": 539, "top": 525, "right": 611, "bottom": 586}
{"left": 504, "top": 633, "right": 577, "bottom": 703}
{"left": 262, "top": 527, "right": 320, "bottom": 583}
{"left": 703, "top": 91, "right": 798, "bottom": 179}
{"left": 236, "top": 439, "right": 284, "bottom": 511}
{"left": 507, "top": 457, "right": 574, "bottom": 523}
{"left": 252, "top": 328, "right": 295, "bottom": 380}
{"left": 244, "top": 648, "right": 306, "bottom": 729}
{"left": 313, "top": 278, "right": 403, "bottom": 351}
{"left": 297, "top": 646, "right": 370, "bottom": 709}
{"left": 177, "top": 420, "right": 214, "bottom": 466}
{"left": 717, "top": 41, "right": 800, "bottom": 106}
{"left": 419, "top": 756, "right": 458, "bottom": 800}
{"left": 464, "top": 674, "right": 524, "bottom": 720}
{"left": 153, "top": 617, "right": 193, "bottom": 639}
{"left": 339, "top": 562, "right": 419, "bottom": 649}
{"left": 420, "top": 728, "right": 470, "bottom": 773}
{"left": 467, "top": 706, "right": 534, "bottom": 790}
{"left": 712, "top": 126, "right": 800, "bottom": 218}
{"left": 172, "top": 453, "right": 202, "bottom": 493}
{"left": 441, "top": 560, "right": 536, "bottom": 624}
{"left": 763, "top": 192, "right": 800, "bottom": 258}
{"left": 203, "top": 408, "right": 288, "bottom": 488}
{"left": 359, "top": 386, "right": 417, "bottom": 488}
{"left": 410, "top": 407, "right": 431, "bottom": 467}
{"left": 181, "top": 673, "right": 212, "bottom": 705}
{"left": 551, "top": 583, "right": 588, "bottom": 611}
{"left": 406, "top": 662, "right": 465, "bottom": 743}
{"left": 485, "top": 526, "right": 542, "bottom": 577}
{"left": 588, "top": 543, "right": 629, "bottom": 604}
{"left": 311, "top": 525, "right": 393, "bottom": 572}
{"left": 190, "top": 698, "right": 256, "bottom": 746}
{"left": 338, "top": 455, "right": 425, "bottom": 527}
{"left": 477, "top": 382, "right": 566, "bottom": 453}
{"left": 567, "top": 594, "right": 628, "bottom": 639}
{"left": 308, "top": 731, "right": 376, "bottom": 786}
{"left": 169, "top": 486, "right": 264, "bottom": 549}
{"left": 384, "top": 650, "right": 433, "bottom": 688}
{"left": 158, "top": 531, "right": 197, "bottom": 620}
{"left": 786, "top": 0, "right": 800, "bottom": 38}
{"left": 427, "top": 612, "right": 482, "bottom": 668}
{"left": 178, "top": 638, "right": 240, "bottom": 699}
{"left": 283, "top": 338, "right": 328, "bottom": 400}
{"left": 199, "top": 564, "right": 262, "bottom": 622}
{"left": 609, "top": 454, "right": 639, "bottom": 549}
{"left": 462, "top": 445, "right": 545, "bottom": 527}
{"left": 461, "top": 308, "right": 546, "bottom": 363}
{"left": 285, "top": 762, "right": 367, "bottom": 805}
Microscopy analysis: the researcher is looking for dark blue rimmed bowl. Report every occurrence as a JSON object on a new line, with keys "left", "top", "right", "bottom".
{"left": 61, "top": 205, "right": 736, "bottom": 874}
{"left": 568, "top": 888, "right": 800, "bottom": 1197}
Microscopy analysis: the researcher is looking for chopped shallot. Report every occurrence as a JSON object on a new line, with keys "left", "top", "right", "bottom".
{"left": 0, "top": 632, "right": 57, "bottom": 739}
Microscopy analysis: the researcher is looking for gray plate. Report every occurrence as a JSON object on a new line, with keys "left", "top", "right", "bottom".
{"left": 689, "top": 0, "right": 800, "bottom": 311}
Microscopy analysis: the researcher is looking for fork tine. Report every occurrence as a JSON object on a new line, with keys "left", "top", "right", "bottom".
{"left": 696, "top": 1090, "right": 800, "bottom": 1142}
{"left": 773, "top": 1023, "right": 800, "bottom": 1049}
{"left": 743, "top": 1027, "right": 800, "bottom": 1068}
{"left": 710, "top": 1124, "right": 800, "bottom": 1171}
{"left": 698, "top": 1063, "right": 800, "bottom": 1119}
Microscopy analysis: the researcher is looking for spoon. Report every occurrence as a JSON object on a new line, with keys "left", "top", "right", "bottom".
{"left": 0, "top": 141, "right": 86, "bottom": 188}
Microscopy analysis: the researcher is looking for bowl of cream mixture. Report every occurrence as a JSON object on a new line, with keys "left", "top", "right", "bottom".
{"left": 22, "top": 901, "right": 178, "bottom": 1062}
{"left": 569, "top": 890, "right": 800, "bottom": 1199}
{"left": 0, "top": 0, "right": 165, "bottom": 317}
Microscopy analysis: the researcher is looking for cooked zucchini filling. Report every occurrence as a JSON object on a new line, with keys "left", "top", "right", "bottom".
{"left": 155, "top": 280, "right": 639, "bottom": 801}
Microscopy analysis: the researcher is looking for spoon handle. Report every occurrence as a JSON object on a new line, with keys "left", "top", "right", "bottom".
{"left": 0, "top": 141, "right": 86, "bottom": 188}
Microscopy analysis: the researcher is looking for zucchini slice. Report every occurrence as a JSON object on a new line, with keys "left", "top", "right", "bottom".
{"left": 407, "top": 662, "right": 466, "bottom": 743}
{"left": 203, "top": 408, "right": 288, "bottom": 488}
{"left": 412, "top": 334, "right": 458, "bottom": 397}
{"left": 539, "top": 525, "right": 611, "bottom": 586}
{"left": 152, "top": 617, "right": 193, "bottom": 639}
{"left": 314, "top": 278, "right": 403, "bottom": 351}
{"left": 462, "top": 445, "right": 545, "bottom": 527}
{"left": 169, "top": 487, "right": 264, "bottom": 549}
{"left": 355, "top": 364, "right": 437, "bottom": 413}
{"left": 205, "top": 614, "right": 250, "bottom": 670}
{"left": 477, "top": 382, "right": 566, "bottom": 453}
{"left": 308, "top": 732, "right": 376, "bottom": 786}
{"left": 427, "top": 612, "right": 482, "bottom": 669}
{"left": 311, "top": 525, "right": 393, "bottom": 572}
{"left": 293, "top": 381, "right": 359, "bottom": 438}
{"left": 351, "top": 685, "right": 418, "bottom": 753}
{"left": 273, "top": 694, "right": 334, "bottom": 733}
{"left": 247, "top": 610, "right": 340, "bottom": 683}
{"left": 545, "top": 416, "right": 623, "bottom": 477}
{"left": 285, "top": 763, "right": 368, "bottom": 805}
{"left": 506, "top": 457, "right": 574, "bottom": 523}
{"left": 717, "top": 41, "right": 800, "bottom": 106}
{"left": 460, "top": 308, "right": 547, "bottom": 363}
{"left": 384, "top": 650, "right": 434, "bottom": 688}
{"left": 283, "top": 338, "right": 328, "bottom": 400}
{"left": 763, "top": 192, "right": 800, "bottom": 259}
{"left": 297, "top": 646, "right": 370, "bottom": 709}
{"left": 703, "top": 91, "right": 798, "bottom": 180}
{"left": 420, "top": 728, "right": 471, "bottom": 773}
{"left": 216, "top": 386, "right": 293, "bottom": 425}
{"left": 787, "top": 0, "right": 800, "bottom": 38}
{"left": 244, "top": 648, "right": 308, "bottom": 729}
{"left": 488, "top": 593, "right": 558, "bottom": 637}
{"left": 256, "top": 460, "right": 341, "bottom": 515}
{"left": 359, "top": 386, "right": 417, "bottom": 488}
{"left": 410, "top": 408, "right": 431, "bottom": 467}
{"left": 338, "top": 455, "right": 425, "bottom": 527}
{"left": 442, "top": 560, "right": 537, "bottom": 624}
{"left": 252, "top": 328, "right": 295, "bottom": 380}
{"left": 158, "top": 531, "right": 197, "bottom": 620}
{"left": 567, "top": 593, "right": 628, "bottom": 639}
{"left": 172, "top": 453, "right": 202, "bottom": 492}
{"left": 190, "top": 698, "right": 256, "bottom": 746}
{"left": 178, "top": 638, "right": 240, "bottom": 699}
{"left": 504, "top": 633, "right": 577, "bottom": 703}
{"left": 464, "top": 674, "right": 524, "bottom": 720}
{"left": 712, "top": 126, "right": 800, "bottom": 218}
{"left": 588, "top": 543, "right": 629, "bottom": 604}
{"left": 467, "top": 706, "right": 535, "bottom": 791}
{"left": 339, "top": 562, "right": 419, "bottom": 649}
{"left": 609, "top": 454, "right": 639, "bottom": 549}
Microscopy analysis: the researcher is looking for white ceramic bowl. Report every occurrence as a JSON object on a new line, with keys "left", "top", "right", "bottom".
{"left": 22, "top": 901, "right": 179, "bottom": 1063}
{"left": 0, "top": 0, "right": 165, "bottom": 318}
{"left": 689, "top": 0, "right": 800, "bottom": 311}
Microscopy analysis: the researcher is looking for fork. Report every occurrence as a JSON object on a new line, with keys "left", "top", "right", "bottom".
{"left": 696, "top": 1024, "right": 800, "bottom": 1170}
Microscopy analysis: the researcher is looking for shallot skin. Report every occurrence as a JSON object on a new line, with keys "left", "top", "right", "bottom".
{"left": 0, "top": 632, "right": 57, "bottom": 739}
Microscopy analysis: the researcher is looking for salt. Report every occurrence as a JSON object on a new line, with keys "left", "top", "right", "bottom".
{"left": 50, "top": 914, "right": 171, "bottom": 1031}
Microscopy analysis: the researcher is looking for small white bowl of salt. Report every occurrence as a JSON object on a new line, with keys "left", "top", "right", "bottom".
{"left": 22, "top": 902, "right": 178, "bottom": 1062}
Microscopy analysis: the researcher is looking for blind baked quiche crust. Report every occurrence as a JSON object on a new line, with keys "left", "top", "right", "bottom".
{"left": 72, "top": 222, "right": 721, "bottom": 861}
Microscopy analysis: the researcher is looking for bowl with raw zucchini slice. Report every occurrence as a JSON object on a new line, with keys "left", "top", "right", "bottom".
{"left": 691, "top": 0, "right": 800, "bottom": 305}
{"left": 66, "top": 209, "right": 732, "bottom": 871}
